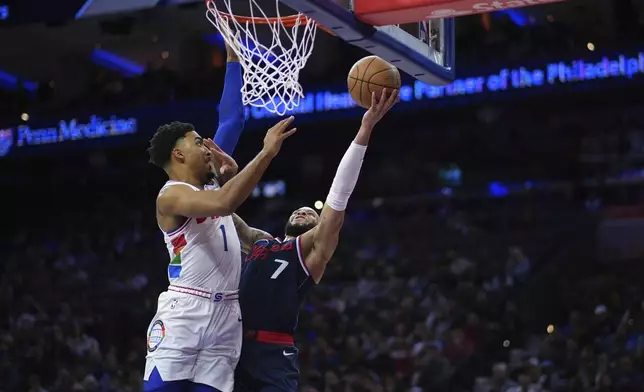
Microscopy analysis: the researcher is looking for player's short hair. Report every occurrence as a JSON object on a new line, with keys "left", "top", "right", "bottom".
{"left": 147, "top": 121, "right": 195, "bottom": 168}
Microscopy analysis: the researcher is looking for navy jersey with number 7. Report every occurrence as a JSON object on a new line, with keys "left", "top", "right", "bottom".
{"left": 238, "top": 236, "right": 314, "bottom": 334}
{"left": 235, "top": 236, "right": 315, "bottom": 392}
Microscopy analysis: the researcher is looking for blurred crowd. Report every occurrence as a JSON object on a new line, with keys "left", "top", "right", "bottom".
{"left": 296, "top": 198, "right": 644, "bottom": 392}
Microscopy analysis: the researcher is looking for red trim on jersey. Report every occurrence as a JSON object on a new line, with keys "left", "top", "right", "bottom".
{"left": 245, "top": 329, "right": 294, "bottom": 345}
{"left": 296, "top": 236, "right": 310, "bottom": 276}
{"left": 169, "top": 284, "right": 211, "bottom": 296}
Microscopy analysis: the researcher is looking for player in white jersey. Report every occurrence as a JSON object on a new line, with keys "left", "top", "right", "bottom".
{"left": 144, "top": 117, "right": 297, "bottom": 392}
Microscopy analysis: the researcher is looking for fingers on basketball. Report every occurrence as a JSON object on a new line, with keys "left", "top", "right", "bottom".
{"left": 385, "top": 89, "right": 400, "bottom": 108}
{"left": 371, "top": 88, "right": 398, "bottom": 113}
{"left": 370, "top": 91, "right": 378, "bottom": 108}
{"left": 348, "top": 56, "right": 401, "bottom": 109}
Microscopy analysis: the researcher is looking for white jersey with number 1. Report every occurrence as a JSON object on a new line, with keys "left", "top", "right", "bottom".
{"left": 160, "top": 180, "right": 241, "bottom": 291}
{"left": 143, "top": 180, "right": 243, "bottom": 392}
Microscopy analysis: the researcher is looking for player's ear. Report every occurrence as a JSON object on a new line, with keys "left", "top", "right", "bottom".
{"left": 172, "top": 147, "right": 185, "bottom": 163}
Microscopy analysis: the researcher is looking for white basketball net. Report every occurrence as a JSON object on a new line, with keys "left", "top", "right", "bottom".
{"left": 205, "top": 0, "right": 318, "bottom": 116}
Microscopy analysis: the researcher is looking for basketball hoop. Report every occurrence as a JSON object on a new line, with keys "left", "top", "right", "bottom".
{"left": 205, "top": 0, "right": 327, "bottom": 116}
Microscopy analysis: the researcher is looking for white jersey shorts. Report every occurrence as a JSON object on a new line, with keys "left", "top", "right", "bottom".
{"left": 144, "top": 285, "right": 242, "bottom": 392}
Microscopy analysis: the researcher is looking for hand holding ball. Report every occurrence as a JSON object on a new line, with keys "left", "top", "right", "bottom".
{"left": 348, "top": 56, "right": 401, "bottom": 109}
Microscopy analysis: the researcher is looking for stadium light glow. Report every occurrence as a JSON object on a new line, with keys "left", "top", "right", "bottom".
{"left": 0, "top": 69, "right": 38, "bottom": 92}
{"left": 90, "top": 49, "right": 145, "bottom": 77}
{"left": 75, "top": 0, "right": 96, "bottom": 19}
{"left": 499, "top": 9, "right": 529, "bottom": 26}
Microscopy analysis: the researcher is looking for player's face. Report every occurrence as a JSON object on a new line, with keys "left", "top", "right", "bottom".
{"left": 177, "top": 131, "right": 211, "bottom": 181}
{"left": 284, "top": 207, "right": 319, "bottom": 237}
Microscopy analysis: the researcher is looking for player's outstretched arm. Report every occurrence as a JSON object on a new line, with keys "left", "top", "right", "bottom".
{"left": 158, "top": 117, "right": 297, "bottom": 218}
{"left": 213, "top": 44, "right": 244, "bottom": 155}
{"left": 299, "top": 89, "right": 398, "bottom": 283}
{"left": 232, "top": 214, "right": 273, "bottom": 254}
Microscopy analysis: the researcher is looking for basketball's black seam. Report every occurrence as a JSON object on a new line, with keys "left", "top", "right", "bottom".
{"left": 366, "top": 67, "right": 396, "bottom": 86}
{"left": 349, "top": 64, "right": 360, "bottom": 94}
{"left": 348, "top": 76, "right": 398, "bottom": 89}
{"left": 363, "top": 57, "right": 377, "bottom": 77}
{"left": 349, "top": 78, "right": 358, "bottom": 93}
{"left": 361, "top": 57, "right": 378, "bottom": 104}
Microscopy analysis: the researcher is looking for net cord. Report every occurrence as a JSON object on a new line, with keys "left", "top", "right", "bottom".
{"left": 205, "top": 0, "right": 318, "bottom": 115}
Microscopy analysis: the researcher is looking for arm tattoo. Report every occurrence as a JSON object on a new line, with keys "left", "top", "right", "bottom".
{"left": 250, "top": 227, "right": 272, "bottom": 243}
{"left": 232, "top": 214, "right": 272, "bottom": 253}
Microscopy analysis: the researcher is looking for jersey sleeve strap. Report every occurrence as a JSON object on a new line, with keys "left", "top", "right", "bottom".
{"left": 253, "top": 238, "right": 272, "bottom": 246}
{"left": 295, "top": 236, "right": 310, "bottom": 277}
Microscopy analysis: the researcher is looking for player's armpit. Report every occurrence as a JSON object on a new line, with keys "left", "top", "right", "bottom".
{"left": 158, "top": 185, "right": 234, "bottom": 218}
{"left": 232, "top": 214, "right": 272, "bottom": 254}
{"left": 299, "top": 205, "right": 345, "bottom": 283}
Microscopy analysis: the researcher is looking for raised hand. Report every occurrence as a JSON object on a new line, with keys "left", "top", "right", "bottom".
{"left": 225, "top": 42, "right": 240, "bottom": 62}
{"left": 262, "top": 116, "right": 297, "bottom": 158}
{"left": 361, "top": 88, "right": 399, "bottom": 130}
{"left": 205, "top": 138, "right": 239, "bottom": 178}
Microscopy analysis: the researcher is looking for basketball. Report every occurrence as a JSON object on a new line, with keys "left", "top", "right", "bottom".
{"left": 347, "top": 56, "right": 401, "bottom": 109}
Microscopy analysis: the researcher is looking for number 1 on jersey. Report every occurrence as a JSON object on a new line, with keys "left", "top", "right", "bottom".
{"left": 271, "top": 259, "right": 289, "bottom": 279}
{"left": 219, "top": 224, "right": 228, "bottom": 251}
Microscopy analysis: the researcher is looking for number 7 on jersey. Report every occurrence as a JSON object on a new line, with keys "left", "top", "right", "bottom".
{"left": 271, "top": 259, "right": 289, "bottom": 279}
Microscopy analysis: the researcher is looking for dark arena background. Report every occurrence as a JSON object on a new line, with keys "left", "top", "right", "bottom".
{"left": 3, "top": 0, "right": 644, "bottom": 391}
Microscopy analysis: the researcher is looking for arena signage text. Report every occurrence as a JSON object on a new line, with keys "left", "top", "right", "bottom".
{"left": 245, "top": 51, "right": 644, "bottom": 119}
{"left": 1, "top": 50, "right": 643, "bottom": 158}
{"left": 0, "top": 115, "right": 138, "bottom": 157}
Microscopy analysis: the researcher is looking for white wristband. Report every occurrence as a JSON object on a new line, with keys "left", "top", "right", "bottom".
{"left": 325, "top": 142, "right": 367, "bottom": 211}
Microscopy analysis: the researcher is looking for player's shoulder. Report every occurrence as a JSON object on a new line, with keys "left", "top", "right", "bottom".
{"left": 158, "top": 181, "right": 199, "bottom": 198}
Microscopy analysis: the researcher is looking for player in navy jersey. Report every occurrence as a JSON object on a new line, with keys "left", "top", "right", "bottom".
{"left": 231, "top": 88, "right": 399, "bottom": 392}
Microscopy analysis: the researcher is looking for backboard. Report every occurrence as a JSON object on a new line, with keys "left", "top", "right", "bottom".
{"left": 278, "top": 0, "right": 456, "bottom": 86}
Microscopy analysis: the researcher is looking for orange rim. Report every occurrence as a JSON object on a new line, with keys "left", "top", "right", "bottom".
{"left": 205, "top": 0, "right": 335, "bottom": 35}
